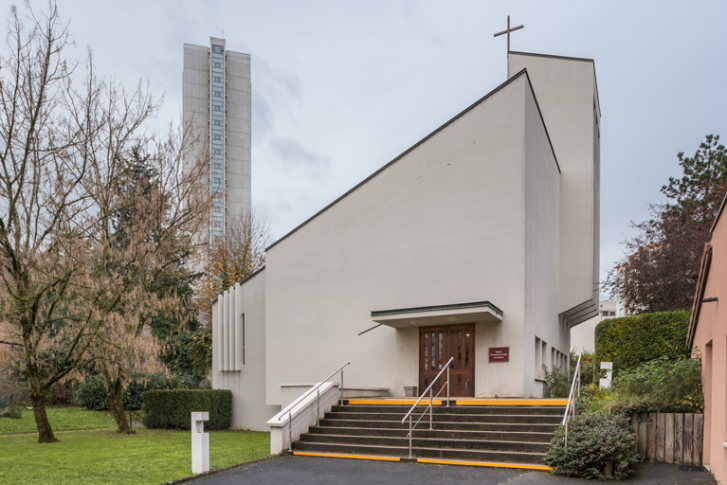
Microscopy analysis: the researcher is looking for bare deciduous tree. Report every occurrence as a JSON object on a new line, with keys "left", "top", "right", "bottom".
{"left": 198, "top": 210, "right": 271, "bottom": 314}
{"left": 0, "top": 3, "right": 211, "bottom": 441}
{"left": 83, "top": 138, "right": 210, "bottom": 434}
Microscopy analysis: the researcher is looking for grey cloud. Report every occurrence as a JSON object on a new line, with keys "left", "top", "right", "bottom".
{"left": 269, "top": 137, "right": 330, "bottom": 177}
{"left": 252, "top": 90, "right": 275, "bottom": 141}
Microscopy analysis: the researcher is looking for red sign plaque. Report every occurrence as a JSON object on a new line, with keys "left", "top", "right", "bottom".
{"left": 489, "top": 347, "right": 509, "bottom": 363}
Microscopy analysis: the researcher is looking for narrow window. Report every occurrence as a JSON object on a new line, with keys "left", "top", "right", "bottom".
{"left": 213, "top": 61, "right": 222, "bottom": 68}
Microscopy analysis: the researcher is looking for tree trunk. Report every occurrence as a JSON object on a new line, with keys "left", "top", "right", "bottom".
{"left": 28, "top": 374, "right": 58, "bottom": 443}
{"left": 107, "top": 377, "right": 132, "bottom": 434}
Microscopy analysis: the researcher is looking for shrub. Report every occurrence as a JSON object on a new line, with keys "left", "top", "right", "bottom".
{"left": 77, "top": 374, "right": 198, "bottom": 411}
{"left": 76, "top": 376, "right": 108, "bottom": 411}
{"left": 594, "top": 310, "right": 690, "bottom": 376}
{"left": 545, "top": 412, "right": 638, "bottom": 480}
{"left": 608, "top": 357, "right": 703, "bottom": 414}
{"left": 51, "top": 380, "right": 78, "bottom": 406}
{"left": 161, "top": 328, "right": 212, "bottom": 381}
{"left": 142, "top": 389, "right": 232, "bottom": 430}
{"left": 123, "top": 373, "right": 197, "bottom": 411}
{"left": 542, "top": 365, "right": 572, "bottom": 398}
{"left": 570, "top": 350, "right": 598, "bottom": 385}
{"left": 0, "top": 394, "right": 22, "bottom": 419}
{"left": 575, "top": 383, "right": 613, "bottom": 414}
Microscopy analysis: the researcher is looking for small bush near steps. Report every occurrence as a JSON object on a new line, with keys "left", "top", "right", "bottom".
{"left": 545, "top": 412, "right": 638, "bottom": 480}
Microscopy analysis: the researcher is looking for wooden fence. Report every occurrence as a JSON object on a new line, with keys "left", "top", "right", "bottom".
{"left": 632, "top": 413, "right": 703, "bottom": 465}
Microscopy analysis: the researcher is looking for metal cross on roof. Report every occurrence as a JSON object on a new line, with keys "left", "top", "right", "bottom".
{"left": 493, "top": 15, "right": 524, "bottom": 53}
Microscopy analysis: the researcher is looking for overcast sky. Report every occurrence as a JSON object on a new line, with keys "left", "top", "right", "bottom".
{"left": 11, "top": 1, "right": 727, "bottom": 294}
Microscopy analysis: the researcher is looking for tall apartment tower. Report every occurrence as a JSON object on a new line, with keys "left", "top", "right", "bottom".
{"left": 183, "top": 38, "right": 251, "bottom": 244}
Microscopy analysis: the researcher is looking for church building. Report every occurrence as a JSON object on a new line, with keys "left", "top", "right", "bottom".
{"left": 211, "top": 50, "right": 601, "bottom": 433}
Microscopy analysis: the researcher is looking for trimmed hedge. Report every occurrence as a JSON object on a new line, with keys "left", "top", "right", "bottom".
{"left": 594, "top": 310, "right": 690, "bottom": 376}
{"left": 142, "top": 389, "right": 232, "bottom": 430}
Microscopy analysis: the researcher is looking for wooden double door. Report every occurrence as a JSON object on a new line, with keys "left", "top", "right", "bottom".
{"left": 419, "top": 324, "right": 475, "bottom": 398}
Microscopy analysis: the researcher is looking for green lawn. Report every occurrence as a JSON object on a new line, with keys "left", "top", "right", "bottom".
{"left": 0, "top": 407, "right": 116, "bottom": 435}
{"left": 0, "top": 428, "right": 270, "bottom": 485}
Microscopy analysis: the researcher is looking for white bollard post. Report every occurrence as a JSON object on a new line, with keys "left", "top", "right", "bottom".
{"left": 599, "top": 362, "right": 613, "bottom": 389}
{"left": 191, "top": 412, "right": 210, "bottom": 474}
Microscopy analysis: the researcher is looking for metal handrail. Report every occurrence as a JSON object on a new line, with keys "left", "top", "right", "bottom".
{"left": 269, "top": 361, "right": 350, "bottom": 451}
{"left": 401, "top": 356, "right": 454, "bottom": 458}
{"left": 562, "top": 353, "right": 582, "bottom": 447}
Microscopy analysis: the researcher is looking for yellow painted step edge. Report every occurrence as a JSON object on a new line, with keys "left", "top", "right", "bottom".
{"left": 293, "top": 452, "right": 552, "bottom": 471}
{"left": 293, "top": 452, "right": 401, "bottom": 462}
{"left": 347, "top": 399, "right": 443, "bottom": 406}
{"left": 417, "top": 458, "right": 553, "bottom": 471}
{"left": 455, "top": 399, "right": 568, "bottom": 406}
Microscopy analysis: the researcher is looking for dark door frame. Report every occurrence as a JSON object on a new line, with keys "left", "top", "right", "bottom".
{"left": 418, "top": 323, "right": 475, "bottom": 398}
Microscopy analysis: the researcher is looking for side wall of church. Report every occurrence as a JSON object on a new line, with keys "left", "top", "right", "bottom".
{"left": 212, "top": 271, "right": 279, "bottom": 430}
{"left": 522, "top": 81, "right": 563, "bottom": 397}
{"left": 509, "top": 53, "right": 600, "bottom": 325}
{"left": 263, "top": 75, "right": 535, "bottom": 404}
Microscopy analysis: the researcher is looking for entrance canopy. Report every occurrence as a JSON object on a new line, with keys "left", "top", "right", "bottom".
{"left": 370, "top": 301, "right": 502, "bottom": 328}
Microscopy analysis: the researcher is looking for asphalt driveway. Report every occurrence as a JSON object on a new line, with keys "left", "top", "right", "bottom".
{"left": 186, "top": 456, "right": 716, "bottom": 485}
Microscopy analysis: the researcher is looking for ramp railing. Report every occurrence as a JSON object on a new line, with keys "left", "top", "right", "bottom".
{"left": 401, "top": 356, "right": 453, "bottom": 458}
{"left": 562, "top": 352, "right": 582, "bottom": 447}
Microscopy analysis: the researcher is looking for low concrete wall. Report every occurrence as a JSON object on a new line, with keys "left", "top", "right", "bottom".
{"left": 341, "top": 388, "right": 389, "bottom": 399}
{"left": 267, "top": 382, "right": 339, "bottom": 454}
{"left": 280, "top": 384, "right": 315, "bottom": 409}
{"left": 632, "top": 413, "right": 703, "bottom": 465}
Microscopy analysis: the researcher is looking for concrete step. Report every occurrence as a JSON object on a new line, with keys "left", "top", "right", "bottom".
{"left": 333, "top": 405, "right": 565, "bottom": 416}
{"left": 299, "top": 433, "right": 549, "bottom": 452}
{"left": 318, "top": 418, "right": 559, "bottom": 433}
{"left": 307, "top": 425, "right": 555, "bottom": 442}
{"left": 291, "top": 441, "right": 546, "bottom": 464}
{"left": 324, "top": 411, "right": 563, "bottom": 424}
{"left": 295, "top": 400, "right": 562, "bottom": 467}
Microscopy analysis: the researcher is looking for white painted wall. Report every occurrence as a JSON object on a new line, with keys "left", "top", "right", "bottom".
{"left": 509, "top": 53, "right": 600, "bottom": 326}
{"left": 264, "top": 73, "right": 549, "bottom": 403}
{"left": 570, "top": 300, "right": 618, "bottom": 353}
{"left": 522, "top": 81, "right": 562, "bottom": 397}
{"left": 212, "top": 271, "right": 280, "bottom": 431}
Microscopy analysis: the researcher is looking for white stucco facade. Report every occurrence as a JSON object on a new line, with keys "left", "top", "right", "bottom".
{"left": 211, "top": 52, "right": 600, "bottom": 431}
{"left": 211, "top": 270, "right": 278, "bottom": 430}
{"left": 570, "top": 300, "right": 621, "bottom": 353}
{"left": 509, "top": 52, "right": 601, "bottom": 327}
